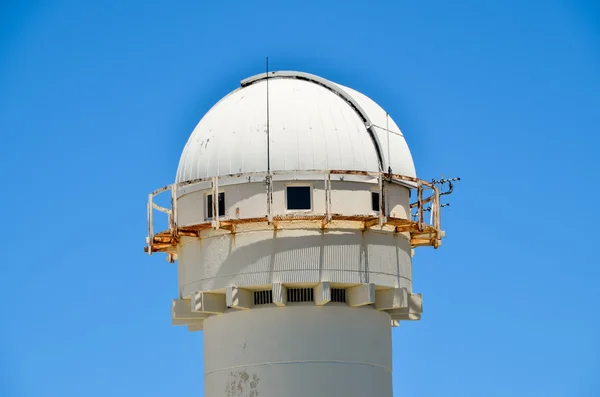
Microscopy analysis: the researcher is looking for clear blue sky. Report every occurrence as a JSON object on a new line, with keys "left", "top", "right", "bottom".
{"left": 1, "top": 1, "right": 599, "bottom": 396}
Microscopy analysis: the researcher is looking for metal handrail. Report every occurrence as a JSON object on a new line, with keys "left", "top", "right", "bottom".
{"left": 146, "top": 169, "right": 441, "bottom": 255}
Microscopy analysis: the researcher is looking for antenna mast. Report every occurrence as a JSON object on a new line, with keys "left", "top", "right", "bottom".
{"left": 265, "top": 57, "right": 273, "bottom": 223}
{"left": 386, "top": 112, "right": 391, "bottom": 173}
{"left": 266, "top": 56, "right": 271, "bottom": 174}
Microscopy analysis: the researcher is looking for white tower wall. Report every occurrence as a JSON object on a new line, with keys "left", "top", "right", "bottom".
{"left": 204, "top": 305, "right": 392, "bottom": 397}
{"left": 178, "top": 230, "right": 413, "bottom": 296}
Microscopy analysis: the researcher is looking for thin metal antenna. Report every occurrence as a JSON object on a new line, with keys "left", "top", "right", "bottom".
{"left": 266, "top": 57, "right": 271, "bottom": 174}
{"left": 265, "top": 57, "right": 273, "bottom": 223}
{"left": 431, "top": 177, "right": 461, "bottom": 197}
{"left": 386, "top": 112, "right": 391, "bottom": 173}
{"left": 412, "top": 176, "right": 460, "bottom": 221}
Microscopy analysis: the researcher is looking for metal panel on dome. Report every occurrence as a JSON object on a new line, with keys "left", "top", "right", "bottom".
{"left": 241, "top": 71, "right": 387, "bottom": 171}
{"left": 240, "top": 71, "right": 417, "bottom": 178}
{"left": 339, "top": 85, "right": 416, "bottom": 178}
{"left": 175, "top": 72, "right": 415, "bottom": 183}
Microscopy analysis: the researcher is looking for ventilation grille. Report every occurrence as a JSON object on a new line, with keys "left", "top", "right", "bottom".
{"left": 331, "top": 288, "right": 346, "bottom": 303}
{"left": 253, "top": 290, "right": 273, "bottom": 305}
{"left": 287, "top": 288, "right": 314, "bottom": 303}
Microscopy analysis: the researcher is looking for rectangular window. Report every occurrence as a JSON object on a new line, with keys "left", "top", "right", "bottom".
{"left": 286, "top": 186, "right": 311, "bottom": 210}
{"left": 372, "top": 192, "right": 380, "bottom": 212}
{"left": 253, "top": 290, "right": 273, "bottom": 305}
{"left": 287, "top": 288, "right": 314, "bottom": 303}
{"left": 207, "top": 192, "right": 225, "bottom": 219}
{"left": 331, "top": 288, "right": 346, "bottom": 303}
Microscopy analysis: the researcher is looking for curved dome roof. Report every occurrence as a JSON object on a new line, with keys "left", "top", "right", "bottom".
{"left": 176, "top": 71, "right": 416, "bottom": 183}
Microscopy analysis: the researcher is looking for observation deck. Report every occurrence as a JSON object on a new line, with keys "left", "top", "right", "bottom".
{"left": 145, "top": 169, "right": 444, "bottom": 259}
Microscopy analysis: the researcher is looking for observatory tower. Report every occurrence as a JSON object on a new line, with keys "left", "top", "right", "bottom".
{"left": 145, "top": 71, "right": 451, "bottom": 397}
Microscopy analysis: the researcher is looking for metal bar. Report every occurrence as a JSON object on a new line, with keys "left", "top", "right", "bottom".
{"left": 327, "top": 172, "right": 332, "bottom": 221}
{"left": 266, "top": 174, "right": 273, "bottom": 223}
{"left": 431, "top": 189, "right": 437, "bottom": 229}
{"left": 265, "top": 58, "right": 274, "bottom": 225}
{"left": 164, "top": 170, "right": 420, "bottom": 193}
{"left": 429, "top": 192, "right": 434, "bottom": 226}
{"left": 164, "top": 169, "right": 434, "bottom": 194}
{"left": 433, "top": 186, "right": 441, "bottom": 231}
{"left": 171, "top": 184, "right": 178, "bottom": 232}
{"left": 169, "top": 185, "right": 176, "bottom": 234}
{"left": 211, "top": 177, "right": 216, "bottom": 227}
{"left": 212, "top": 177, "right": 219, "bottom": 230}
{"left": 410, "top": 193, "right": 435, "bottom": 208}
{"left": 417, "top": 181, "right": 423, "bottom": 232}
{"left": 150, "top": 185, "right": 172, "bottom": 196}
{"left": 324, "top": 173, "right": 330, "bottom": 224}
{"left": 215, "top": 177, "right": 219, "bottom": 229}
{"left": 147, "top": 193, "right": 153, "bottom": 255}
{"left": 378, "top": 175, "right": 385, "bottom": 227}
{"left": 266, "top": 57, "right": 271, "bottom": 175}
{"left": 152, "top": 203, "right": 170, "bottom": 214}
{"left": 386, "top": 113, "right": 391, "bottom": 171}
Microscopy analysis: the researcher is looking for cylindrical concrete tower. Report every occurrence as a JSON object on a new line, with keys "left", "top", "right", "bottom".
{"left": 145, "top": 71, "right": 447, "bottom": 397}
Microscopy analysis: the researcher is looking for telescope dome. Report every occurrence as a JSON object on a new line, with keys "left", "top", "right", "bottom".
{"left": 176, "top": 71, "right": 416, "bottom": 183}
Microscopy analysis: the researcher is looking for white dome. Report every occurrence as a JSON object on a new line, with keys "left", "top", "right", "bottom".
{"left": 176, "top": 71, "right": 416, "bottom": 183}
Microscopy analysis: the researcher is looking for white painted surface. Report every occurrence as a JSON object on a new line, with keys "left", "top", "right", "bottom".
{"left": 204, "top": 305, "right": 392, "bottom": 397}
{"left": 177, "top": 229, "right": 412, "bottom": 297}
{"left": 338, "top": 84, "right": 416, "bottom": 178}
{"left": 175, "top": 180, "right": 410, "bottom": 227}
{"left": 175, "top": 72, "right": 416, "bottom": 183}
{"left": 347, "top": 283, "right": 376, "bottom": 307}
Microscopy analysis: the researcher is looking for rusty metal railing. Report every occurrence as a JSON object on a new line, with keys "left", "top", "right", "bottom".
{"left": 146, "top": 170, "right": 442, "bottom": 255}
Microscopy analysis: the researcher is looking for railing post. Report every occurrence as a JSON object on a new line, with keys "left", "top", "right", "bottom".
{"left": 266, "top": 173, "right": 273, "bottom": 224}
{"left": 325, "top": 172, "right": 332, "bottom": 223}
{"left": 170, "top": 184, "right": 177, "bottom": 235}
{"left": 429, "top": 188, "right": 435, "bottom": 226}
{"left": 147, "top": 193, "right": 154, "bottom": 255}
{"left": 378, "top": 173, "right": 385, "bottom": 227}
{"left": 431, "top": 187, "right": 439, "bottom": 248}
{"left": 212, "top": 177, "right": 220, "bottom": 230}
{"left": 417, "top": 181, "right": 423, "bottom": 232}
{"left": 434, "top": 186, "right": 441, "bottom": 231}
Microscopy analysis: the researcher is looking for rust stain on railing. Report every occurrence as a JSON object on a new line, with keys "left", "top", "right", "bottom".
{"left": 145, "top": 170, "right": 444, "bottom": 256}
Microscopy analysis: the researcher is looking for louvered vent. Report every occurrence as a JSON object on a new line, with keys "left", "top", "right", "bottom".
{"left": 253, "top": 290, "right": 273, "bottom": 305}
{"left": 287, "top": 288, "right": 314, "bottom": 303}
{"left": 331, "top": 288, "right": 346, "bottom": 303}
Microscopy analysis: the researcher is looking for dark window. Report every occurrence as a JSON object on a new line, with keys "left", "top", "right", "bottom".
{"left": 286, "top": 186, "right": 311, "bottom": 210}
{"left": 207, "top": 192, "right": 225, "bottom": 219}
{"left": 331, "top": 288, "right": 346, "bottom": 303}
{"left": 372, "top": 192, "right": 380, "bottom": 212}
{"left": 253, "top": 290, "right": 273, "bottom": 305}
{"left": 287, "top": 288, "right": 314, "bottom": 303}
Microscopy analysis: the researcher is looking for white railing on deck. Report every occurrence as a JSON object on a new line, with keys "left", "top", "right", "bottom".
{"left": 146, "top": 169, "right": 441, "bottom": 254}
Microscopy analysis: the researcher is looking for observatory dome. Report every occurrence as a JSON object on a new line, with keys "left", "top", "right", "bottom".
{"left": 176, "top": 71, "right": 416, "bottom": 183}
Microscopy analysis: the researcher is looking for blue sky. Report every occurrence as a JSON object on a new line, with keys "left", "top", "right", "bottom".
{"left": 1, "top": 1, "right": 599, "bottom": 396}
